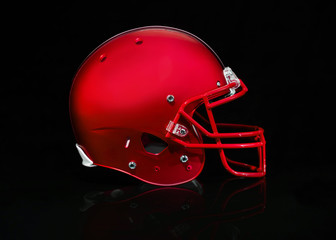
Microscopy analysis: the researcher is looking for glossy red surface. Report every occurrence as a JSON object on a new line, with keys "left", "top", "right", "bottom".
{"left": 69, "top": 26, "right": 266, "bottom": 185}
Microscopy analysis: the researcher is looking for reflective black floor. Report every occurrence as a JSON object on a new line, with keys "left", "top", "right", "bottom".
{"left": 78, "top": 178, "right": 265, "bottom": 239}
{"left": 2, "top": 163, "right": 335, "bottom": 240}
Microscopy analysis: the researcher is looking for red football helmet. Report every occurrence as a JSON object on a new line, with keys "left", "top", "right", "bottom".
{"left": 69, "top": 26, "right": 266, "bottom": 186}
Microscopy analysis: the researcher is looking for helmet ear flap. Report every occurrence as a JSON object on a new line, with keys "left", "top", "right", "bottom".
{"left": 141, "top": 133, "right": 168, "bottom": 155}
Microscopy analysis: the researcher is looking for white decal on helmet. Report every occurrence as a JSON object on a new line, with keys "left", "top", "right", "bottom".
{"left": 76, "top": 144, "right": 97, "bottom": 167}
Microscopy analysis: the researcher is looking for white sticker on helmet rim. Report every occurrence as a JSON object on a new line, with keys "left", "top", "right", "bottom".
{"left": 76, "top": 144, "right": 97, "bottom": 167}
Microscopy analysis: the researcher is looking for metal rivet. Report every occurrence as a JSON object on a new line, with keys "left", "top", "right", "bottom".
{"left": 180, "top": 155, "right": 188, "bottom": 163}
{"left": 99, "top": 54, "right": 106, "bottom": 62}
{"left": 180, "top": 128, "right": 186, "bottom": 135}
{"left": 167, "top": 95, "right": 175, "bottom": 103}
{"left": 154, "top": 166, "right": 160, "bottom": 172}
{"left": 129, "top": 161, "right": 136, "bottom": 169}
{"left": 217, "top": 81, "right": 221, "bottom": 87}
{"left": 135, "top": 37, "right": 143, "bottom": 45}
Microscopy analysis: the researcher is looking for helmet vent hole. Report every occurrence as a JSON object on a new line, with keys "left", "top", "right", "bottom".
{"left": 99, "top": 54, "right": 107, "bottom": 62}
{"left": 135, "top": 37, "right": 143, "bottom": 45}
{"left": 141, "top": 133, "right": 168, "bottom": 155}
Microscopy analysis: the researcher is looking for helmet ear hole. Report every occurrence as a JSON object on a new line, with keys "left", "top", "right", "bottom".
{"left": 141, "top": 133, "right": 168, "bottom": 154}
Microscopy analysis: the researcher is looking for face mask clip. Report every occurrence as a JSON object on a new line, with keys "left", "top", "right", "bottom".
{"left": 166, "top": 121, "right": 189, "bottom": 137}
{"left": 223, "top": 67, "right": 241, "bottom": 96}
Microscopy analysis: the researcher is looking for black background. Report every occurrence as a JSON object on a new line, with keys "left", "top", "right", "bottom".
{"left": 1, "top": 1, "right": 335, "bottom": 239}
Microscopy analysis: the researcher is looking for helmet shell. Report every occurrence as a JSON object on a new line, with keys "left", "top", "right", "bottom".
{"left": 70, "top": 26, "right": 226, "bottom": 185}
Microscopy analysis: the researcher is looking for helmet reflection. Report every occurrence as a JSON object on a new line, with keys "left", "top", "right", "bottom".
{"left": 80, "top": 177, "right": 266, "bottom": 239}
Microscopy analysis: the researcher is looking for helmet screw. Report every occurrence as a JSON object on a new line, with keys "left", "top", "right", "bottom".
{"left": 128, "top": 161, "right": 136, "bottom": 169}
{"left": 167, "top": 95, "right": 175, "bottom": 103}
{"left": 180, "top": 128, "right": 186, "bottom": 135}
{"left": 217, "top": 81, "right": 221, "bottom": 87}
{"left": 180, "top": 155, "right": 188, "bottom": 163}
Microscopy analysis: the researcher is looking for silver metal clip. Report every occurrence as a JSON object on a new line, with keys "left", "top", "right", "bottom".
{"left": 223, "top": 67, "right": 241, "bottom": 96}
{"left": 166, "top": 121, "right": 188, "bottom": 137}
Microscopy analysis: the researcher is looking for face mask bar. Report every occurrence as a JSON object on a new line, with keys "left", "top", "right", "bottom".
{"left": 165, "top": 69, "right": 266, "bottom": 177}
